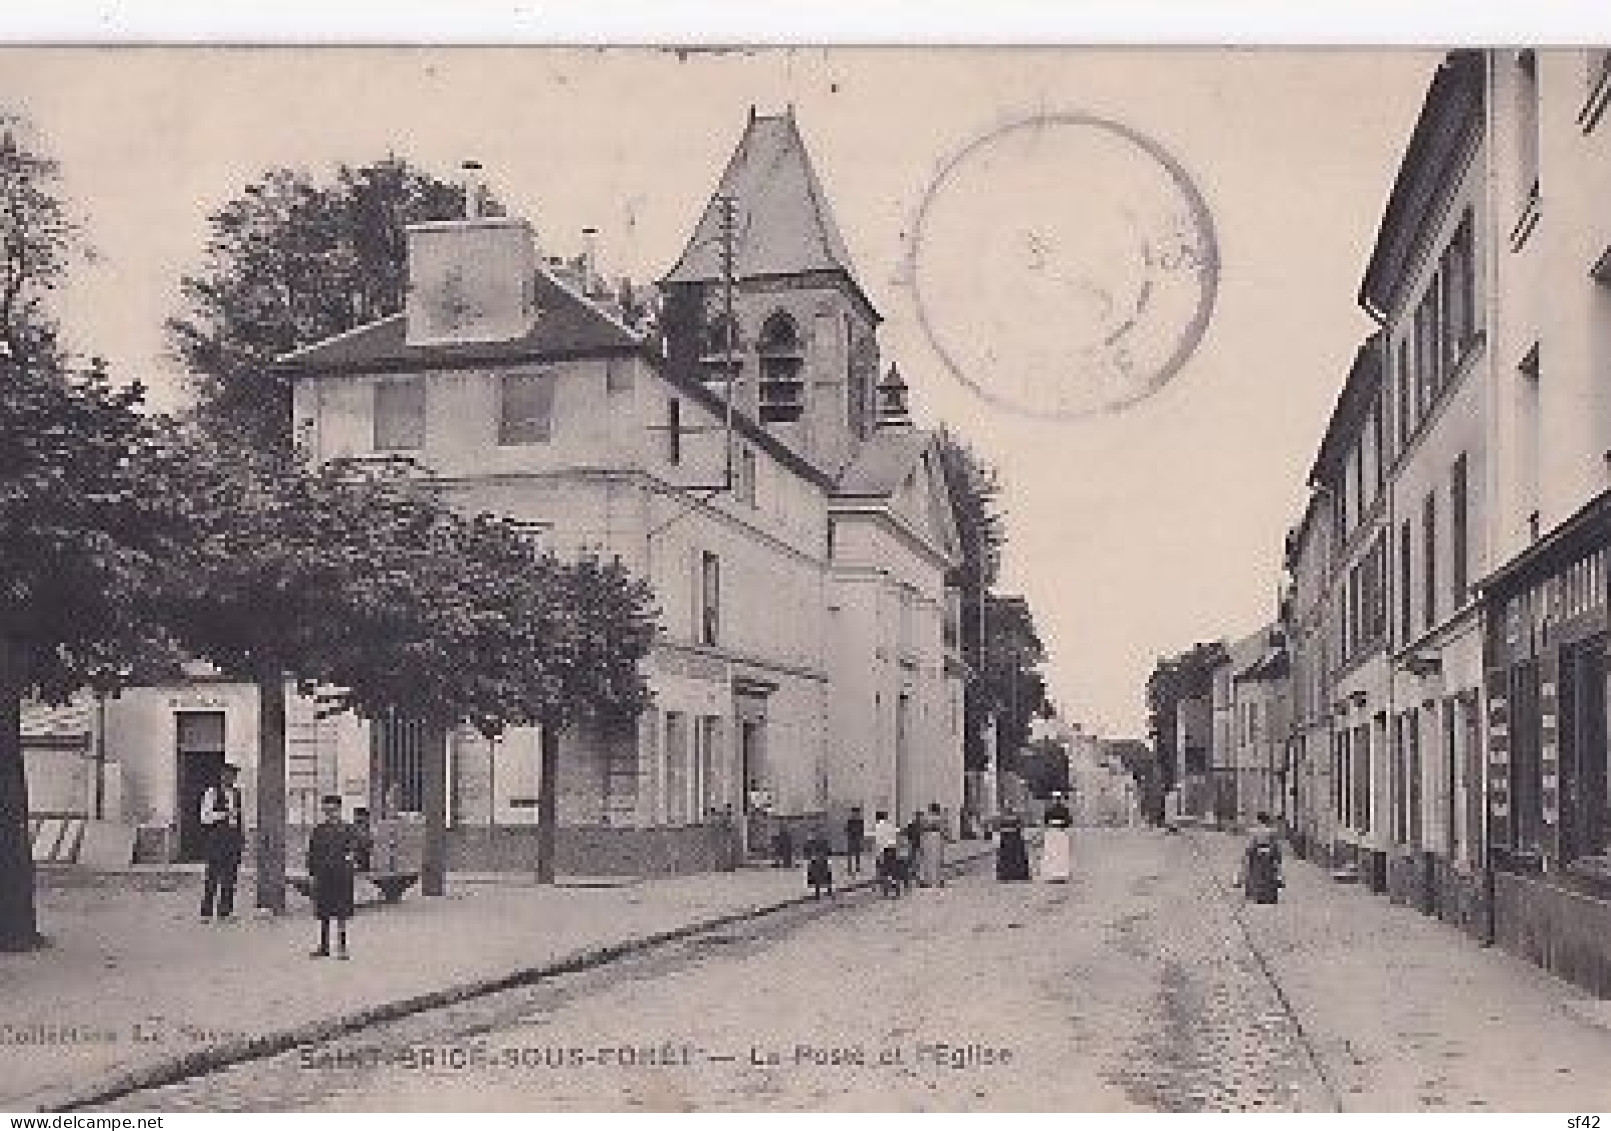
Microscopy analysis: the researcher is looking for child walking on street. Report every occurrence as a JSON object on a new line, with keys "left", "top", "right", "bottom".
{"left": 805, "top": 827, "right": 834, "bottom": 898}
{"left": 873, "top": 810, "right": 901, "bottom": 897}
{"left": 308, "top": 794, "right": 357, "bottom": 960}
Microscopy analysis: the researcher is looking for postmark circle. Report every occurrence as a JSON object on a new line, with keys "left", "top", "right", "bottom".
{"left": 907, "top": 112, "right": 1219, "bottom": 421}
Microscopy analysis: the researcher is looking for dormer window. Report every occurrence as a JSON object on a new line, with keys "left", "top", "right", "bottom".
{"left": 699, "top": 314, "right": 741, "bottom": 384}
{"left": 758, "top": 312, "right": 805, "bottom": 424}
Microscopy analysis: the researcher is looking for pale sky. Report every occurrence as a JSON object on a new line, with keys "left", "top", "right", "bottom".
{"left": 2, "top": 47, "right": 1439, "bottom": 737}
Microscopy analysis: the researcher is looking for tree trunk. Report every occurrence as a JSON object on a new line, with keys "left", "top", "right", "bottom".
{"left": 536, "top": 721, "right": 560, "bottom": 885}
{"left": 0, "top": 634, "right": 41, "bottom": 951}
{"left": 421, "top": 722, "right": 447, "bottom": 896}
{"left": 254, "top": 670, "right": 287, "bottom": 914}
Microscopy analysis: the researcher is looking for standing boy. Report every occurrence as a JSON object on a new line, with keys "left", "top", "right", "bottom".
{"left": 844, "top": 806, "right": 865, "bottom": 875}
{"left": 307, "top": 795, "right": 356, "bottom": 960}
{"left": 873, "top": 810, "right": 900, "bottom": 897}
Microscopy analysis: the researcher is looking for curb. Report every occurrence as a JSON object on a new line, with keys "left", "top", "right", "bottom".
{"left": 38, "top": 844, "right": 992, "bottom": 1112}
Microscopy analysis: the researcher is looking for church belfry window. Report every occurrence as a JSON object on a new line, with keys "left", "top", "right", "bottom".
{"left": 699, "top": 313, "right": 741, "bottom": 385}
{"left": 758, "top": 312, "right": 805, "bottom": 424}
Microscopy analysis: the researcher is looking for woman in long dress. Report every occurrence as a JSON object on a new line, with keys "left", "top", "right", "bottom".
{"left": 1239, "top": 812, "right": 1283, "bottom": 904}
{"left": 1040, "top": 793, "right": 1073, "bottom": 883}
{"left": 917, "top": 803, "right": 948, "bottom": 887}
{"left": 996, "top": 812, "right": 1031, "bottom": 882}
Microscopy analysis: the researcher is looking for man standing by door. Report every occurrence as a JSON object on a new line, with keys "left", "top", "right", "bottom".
{"left": 200, "top": 762, "right": 245, "bottom": 922}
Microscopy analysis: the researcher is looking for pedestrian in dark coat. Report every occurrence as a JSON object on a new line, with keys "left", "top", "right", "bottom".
{"left": 199, "top": 763, "right": 245, "bottom": 922}
{"left": 772, "top": 823, "right": 795, "bottom": 869}
{"left": 996, "top": 812, "right": 1031, "bottom": 882}
{"left": 903, "top": 811, "right": 923, "bottom": 892}
{"left": 307, "top": 795, "right": 357, "bottom": 960}
{"left": 1239, "top": 812, "right": 1284, "bottom": 904}
{"left": 844, "top": 806, "right": 865, "bottom": 876}
{"left": 804, "top": 828, "right": 834, "bottom": 898}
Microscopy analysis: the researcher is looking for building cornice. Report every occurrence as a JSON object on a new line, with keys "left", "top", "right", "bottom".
{"left": 1359, "top": 50, "right": 1485, "bottom": 317}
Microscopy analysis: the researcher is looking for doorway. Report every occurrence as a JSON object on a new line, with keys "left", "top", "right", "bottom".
{"left": 175, "top": 711, "right": 226, "bottom": 862}
{"left": 1559, "top": 636, "right": 1608, "bottom": 862}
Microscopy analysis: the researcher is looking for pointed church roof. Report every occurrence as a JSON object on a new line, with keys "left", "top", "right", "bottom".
{"left": 663, "top": 109, "right": 871, "bottom": 311}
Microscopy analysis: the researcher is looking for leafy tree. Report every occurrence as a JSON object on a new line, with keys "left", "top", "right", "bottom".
{"left": 936, "top": 428, "right": 1007, "bottom": 772}
{"left": 1015, "top": 737, "right": 1071, "bottom": 800}
{"left": 158, "top": 442, "right": 658, "bottom": 903}
{"left": 0, "top": 114, "right": 187, "bottom": 949}
{"left": 981, "top": 594, "right": 1053, "bottom": 770}
{"left": 168, "top": 159, "right": 480, "bottom": 452}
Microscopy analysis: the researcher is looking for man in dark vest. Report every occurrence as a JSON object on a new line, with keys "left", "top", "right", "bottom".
{"left": 199, "top": 762, "right": 245, "bottom": 922}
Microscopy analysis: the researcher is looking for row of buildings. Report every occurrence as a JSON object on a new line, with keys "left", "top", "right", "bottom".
{"left": 1176, "top": 50, "right": 1611, "bottom": 998}
{"left": 24, "top": 108, "right": 974, "bottom": 875}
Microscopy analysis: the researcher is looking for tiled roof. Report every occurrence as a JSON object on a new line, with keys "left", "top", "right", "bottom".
{"left": 663, "top": 112, "right": 860, "bottom": 289}
{"left": 834, "top": 427, "right": 931, "bottom": 498}
{"left": 275, "top": 270, "right": 643, "bottom": 375}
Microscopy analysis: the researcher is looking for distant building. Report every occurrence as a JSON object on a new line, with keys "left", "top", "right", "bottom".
{"left": 1281, "top": 490, "right": 1336, "bottom": 860}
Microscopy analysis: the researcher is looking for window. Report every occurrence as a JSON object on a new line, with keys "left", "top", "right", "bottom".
{"left": 1399, "top": 520, "right": 1414, "bottom": 645}
{"left": 1352, "top": 722, "right": 1371, "bottom": 832}
{"left": 845, "top": 316, "right": 870, "bottom": 439}
{"left": 666, "top": 397, "right": 683, "bottom": 465}
{"left": 1443, "top": 213, "right": 1477, "bottom": 361}
{"left": 498, "top": 372, "right": 556, "bottom": 445}
{"left": 1519, "top": 346, "right": 1542, "bottom": 531}
{"left": 1407, "top": 710, "right": 1424, "bottom": 849}
{"left": 371, "top": 711, "right": 429, "bottom": 815}
{"left": 1517, "top": 50, "right": 1541, "bottom": 208}
{"left": 1334, "top": 729, "right": 1349, "bottom": 825}
{"left": 1451, "top": 453, "right": 1469, "bottom": 608}
{"left": 374, "top": 377, "right": 425, "bottom": 451}
{"left": 1393, "top": 714, "right": 1406, "bottom": 842}
{"left": 1414, "top": 291, "right": 1439, "bottom": 415}
{"left": 1397, "top": 341, "right": 1413, "bottom": 449}
{"left": 735, "top": 447, "right": 758, "bottom": 507}
{"left": 1423, "top": 491, "right": 1438, "bottom": 630}
{"left": 605, "top": 357, "right": 633, "bottom": 394}
{"left": 757, "top": 312, "right": 805, "bottom": 424}
{"left": 1370, "top": 400, "right": 1385, "bottom": 496}
{"left": 1355, "top": 534, "right": 1387, "bottom": 650}
{"left": 1509, "top": 659, "right": 1544, "bottom": 857}
{"left": 1560, "top": 638, "right": 1609, "bottom": 863}
{"left": 702, "top": 314, "right": 739, "bottom": 362}
{"left": 698, "top": 716, "right": 724, "bottom": 818}
{"left": 664, "top": 712, "right": 689, "bottom": 825}
{"left": 698, "top": 551, "right": 721, "bottom": 646}
{"left": 1584, "top": 49, "right": 1611, "bottom": 130}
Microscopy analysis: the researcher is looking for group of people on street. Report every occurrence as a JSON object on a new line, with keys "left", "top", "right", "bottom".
{"left": 197, "top": 762, "right": 374, "bottom": 959}
{"left": 994, "top": 791, "right": 1075, "bottom": 883}
{"left": 843, "top": 803, "right": 951, "bottom": 898}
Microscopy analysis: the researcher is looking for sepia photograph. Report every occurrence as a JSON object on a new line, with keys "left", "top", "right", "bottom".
{"left": 2, "top": 32, "right": 1611, "bottom": 1114}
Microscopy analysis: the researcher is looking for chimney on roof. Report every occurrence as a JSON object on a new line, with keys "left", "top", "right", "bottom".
{"left": 875, "top": 363, "right": 913, "bottom": 430}
{"left": 461, "top": 160, "right": 486, "bottom": 220}
{"left": 404, "top": 168, "right": 539, "bottom": 348}
{"left": 580, "top": 227, "right": 601, "bottom": 295}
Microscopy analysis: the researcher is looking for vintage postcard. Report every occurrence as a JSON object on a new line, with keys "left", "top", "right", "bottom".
{"left": 2, "top": 39, "right": 1611, "bottom": 1115}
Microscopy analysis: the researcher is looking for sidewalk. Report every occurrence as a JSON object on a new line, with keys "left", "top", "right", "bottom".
{"left": 1189, "top": 830, "right": 1611, "bottom": 1111}
{"left": 2, "top": 843, "right": 992, "bottom": 1112}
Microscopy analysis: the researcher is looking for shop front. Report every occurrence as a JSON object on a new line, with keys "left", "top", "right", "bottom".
{"left": 1481, "top": 494, "right": 1611, "bottom": 996}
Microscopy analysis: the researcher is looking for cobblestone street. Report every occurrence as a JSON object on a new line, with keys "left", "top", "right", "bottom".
{"left": 94, "top": 828, "right": 1611, "bottom": 1113}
